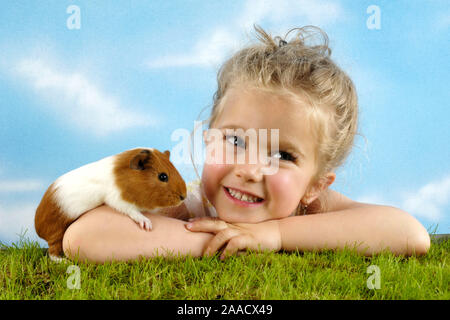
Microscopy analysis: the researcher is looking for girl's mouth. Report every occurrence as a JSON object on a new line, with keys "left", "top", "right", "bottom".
{"left": 223, "top": 186, "right": 265, "bottom": 207}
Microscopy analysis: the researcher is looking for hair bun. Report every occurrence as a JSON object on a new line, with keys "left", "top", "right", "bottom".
{"left": 274, "top": 36, "right": 288, "bottom": 48}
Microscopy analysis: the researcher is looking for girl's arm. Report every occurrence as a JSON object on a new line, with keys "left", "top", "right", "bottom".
{"left": 62, "top": 205, "right": 213, "bottom": 263}
{"left": 187, "top": 193, "right": 431, "bottom": 257}
{"left": 279, "top": 202, "right": 431, "bottom": 256}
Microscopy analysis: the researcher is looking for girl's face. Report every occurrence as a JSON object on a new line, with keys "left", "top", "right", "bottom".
{"left": 201, "top": 86, "right": 333, "bottom": 223}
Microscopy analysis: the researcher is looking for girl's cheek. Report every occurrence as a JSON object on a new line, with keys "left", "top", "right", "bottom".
{"left": 201, "top": 163, "right": 228, "bottom": 203}
{"left": 266, "top": 171, "right": 304, "bottom": 214}
{"left": 267, "top": 171, "right": 298, "bottom": 194}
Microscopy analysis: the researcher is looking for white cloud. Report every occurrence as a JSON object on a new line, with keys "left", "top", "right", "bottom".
{"left": 146, "top": 0, "right": 344, "bottom": 69}
{"left": 0, "top": 179, "right": 44, "bottom": 192}
{"left": 14, "top": 58, "right": 156, "bottom": 137}
{"left": 401, "top": 175, "right": 450, "bottom": 222}
{"left": 0, "top": 202, "right": 42, "bottom": 245}
{"left": 356, "top": 175, "right": 450, "bottom": 223}
{"left": 147, "top": 27, "right": 240, "bottom": 69}
{"left": 0, "top": 174, "right": 45, "bottom": 244}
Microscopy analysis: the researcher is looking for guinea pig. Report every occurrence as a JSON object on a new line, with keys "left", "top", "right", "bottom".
{"left": 34, "top": 148, "right": 187, "bottom": 261}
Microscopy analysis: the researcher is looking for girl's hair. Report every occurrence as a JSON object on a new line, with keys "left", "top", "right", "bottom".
{"left": 196, "top": 25, "right": 360, "bottom": 214}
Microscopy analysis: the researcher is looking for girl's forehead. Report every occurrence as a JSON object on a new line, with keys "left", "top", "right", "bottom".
{"left": 212, "top": 87, "right": 316, "bottom": 157}
{"left": 214, "top": 86, "right": 312, "bottom": 131}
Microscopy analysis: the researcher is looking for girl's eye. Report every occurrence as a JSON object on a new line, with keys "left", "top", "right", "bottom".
{"left": 273, "top": 151, "right": 297, "bottom": 162}
{"left": 225, "top": 135, "right": 246, "bottom": 149}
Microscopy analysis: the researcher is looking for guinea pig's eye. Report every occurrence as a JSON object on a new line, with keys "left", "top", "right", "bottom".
{"left": 158, "top": 172, "right": 168, "bottom": 182}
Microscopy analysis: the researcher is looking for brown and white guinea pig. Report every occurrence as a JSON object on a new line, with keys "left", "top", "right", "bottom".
{"left": 35, "top": 148, "right": 187, "bottom": 261}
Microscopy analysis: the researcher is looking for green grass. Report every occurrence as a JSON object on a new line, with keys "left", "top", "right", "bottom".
{"left": 0, "top": 237, "right": 448, "bottom": 300}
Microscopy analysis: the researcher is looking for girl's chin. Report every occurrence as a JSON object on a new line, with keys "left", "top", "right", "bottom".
{"left": 216, "top": 210, "right": 268, "bottom": 224}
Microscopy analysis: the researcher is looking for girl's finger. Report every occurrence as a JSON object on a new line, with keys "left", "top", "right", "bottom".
{"left": 185, "top": 218, "right": 228, "bottom": 233}
{"left": 187, "top": 216, "right": 215, "bottom": 222}
{"left": 220, "top": 235, "right": 252, "bottom": 260}
{"left": 204, "top": 228, "right": 239, "bottom": 257}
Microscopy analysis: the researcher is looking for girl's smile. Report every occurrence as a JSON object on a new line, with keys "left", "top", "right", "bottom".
{"left": 223, "top": 185, "right": 265, "bottom": 206}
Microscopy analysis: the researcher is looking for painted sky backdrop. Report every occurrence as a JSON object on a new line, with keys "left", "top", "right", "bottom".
{"left": 0, "top": 0, "right": 449, "bottom": 246}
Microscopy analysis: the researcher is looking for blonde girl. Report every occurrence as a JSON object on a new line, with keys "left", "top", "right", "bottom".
{"left": 62, "top": 26, "right": 430, "bottom": 263}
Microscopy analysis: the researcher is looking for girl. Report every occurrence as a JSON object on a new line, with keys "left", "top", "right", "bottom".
{"left": 62, "top": 26, "right": 430, "bottom": 263}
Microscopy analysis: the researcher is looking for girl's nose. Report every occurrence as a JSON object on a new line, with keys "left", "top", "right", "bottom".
{"left": 234, "top": 163, "right": 264, "bottom": 182}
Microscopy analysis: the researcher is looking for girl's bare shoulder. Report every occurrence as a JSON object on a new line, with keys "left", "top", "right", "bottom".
{"left": 308, "top": 189, "right": 360, "bottom": 214}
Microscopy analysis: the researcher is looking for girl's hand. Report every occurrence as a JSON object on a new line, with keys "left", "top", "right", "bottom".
{"left": 185, "top": 217, "right": 282, "bottom": 259}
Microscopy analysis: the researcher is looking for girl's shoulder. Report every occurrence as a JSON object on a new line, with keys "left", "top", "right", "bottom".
{"left": 308, "top": 188, "right": 358, "bottom": 214}
{"left": 184, "top": 180, "right": 217, "bottom": 219}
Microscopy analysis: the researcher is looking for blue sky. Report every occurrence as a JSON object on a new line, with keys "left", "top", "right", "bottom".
{"left": 0, "top": 0, "right": 449, "bottom": 245}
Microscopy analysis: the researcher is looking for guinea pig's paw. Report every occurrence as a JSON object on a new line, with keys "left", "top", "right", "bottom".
{"left": 137, "top": 216, "right": 153, "bottom": 231}
{"left": 49, "top": 254, "right": 69, "bottom": 263}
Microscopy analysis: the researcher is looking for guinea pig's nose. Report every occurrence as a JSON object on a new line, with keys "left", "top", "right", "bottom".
{"left": 180, "top": 195, "right": 185, "bottom": 201}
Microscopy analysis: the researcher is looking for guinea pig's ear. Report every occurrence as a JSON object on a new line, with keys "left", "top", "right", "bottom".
{"left": 130, "top": 150, "right": 151, "bottom": 170}
{"left": 163, "top": 150, "right": 170, "bottom": 158}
